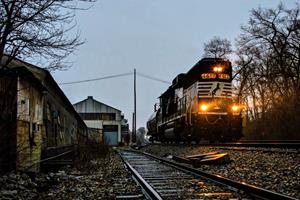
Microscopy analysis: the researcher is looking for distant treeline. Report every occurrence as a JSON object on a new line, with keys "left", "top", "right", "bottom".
{"left": 204, "top": 3, "right": 300, "bottom": 139}
{"left": 235, "top": 3, "right": 300, "bottom": 140}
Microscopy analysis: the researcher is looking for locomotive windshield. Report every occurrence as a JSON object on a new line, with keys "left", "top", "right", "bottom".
{"left": 199, "top": 61, "right": 232, "bottom": 81}
{"left": 183, "top": 59, "right": 232, "bottom": 87}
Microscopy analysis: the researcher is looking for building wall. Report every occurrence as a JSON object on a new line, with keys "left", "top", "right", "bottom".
{"left": 73, "top": 97, "right": 122, "bottom": 121}
{"left": 73, "top": 97, "right": 122, "bottom": 144}
{"left": 1, "top": 66, "right": 88, "bottom": 174}
{"left": 83, "top": 118, "right": 121, "bottom": 144}
{"left": 44, "top": 92, "right": 78, "bottom": 148}
{"left": 0, "top": 75, "right": 17, "bottom": 174}
{"left": 88, "top": 128, "right": 103, "bottom": 143}
{"left": 16, "top": 77, "right": 43, "bottom": 172}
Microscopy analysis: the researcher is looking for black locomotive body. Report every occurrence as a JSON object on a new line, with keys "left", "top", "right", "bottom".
{"left": 147, "top": 58, "right": 243, "bottom": 142}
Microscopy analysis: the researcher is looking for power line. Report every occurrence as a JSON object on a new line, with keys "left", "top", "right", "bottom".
{"left": 136, "top": 72, "right": 171, "bottom": 84}
{"left": 58, "top": 71, "right": 171, "bottom": 85}
{"left": 59, "top": 72, "right": 133, "bottom": 85}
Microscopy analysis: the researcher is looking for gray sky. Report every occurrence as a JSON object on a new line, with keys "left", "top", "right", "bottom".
{"left": 53, "top": 0, "right": 297, "bottom": 129}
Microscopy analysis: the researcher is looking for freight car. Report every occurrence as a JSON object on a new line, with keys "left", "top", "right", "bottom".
{"left": 147, "top": 58, "right": 242, "bottom": 143}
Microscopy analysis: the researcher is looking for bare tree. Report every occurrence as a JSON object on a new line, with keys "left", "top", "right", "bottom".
{"left": 235, "top": 3, "right": 300, "bottom": 139}
{"left": 0, "top": 0, "right": 95, "bottom": 173}
{"left": 203, "top": 36, "right": 232, "bottom": 59}
{"left": 0, "top": 0, "right": 94, "bottom": 71}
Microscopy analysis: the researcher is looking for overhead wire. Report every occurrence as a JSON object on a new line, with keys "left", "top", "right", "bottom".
{"left": 58, "top": 71, "right": 171, "bottom": 85}
{"left": 136, "top": 72, "right": 171, "bottom": 84}
{"left": 59, "top": 72, "right": 133, "bottom": 85}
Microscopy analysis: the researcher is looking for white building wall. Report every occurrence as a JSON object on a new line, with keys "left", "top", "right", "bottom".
{"left": 73, "top": 96, "right": 122, "bottom": 143}
{"left": 84, "top": 120, "right": 103, "bottom": 129}
{"left": 73, "top": 96, "right": 122, "bottom": 121}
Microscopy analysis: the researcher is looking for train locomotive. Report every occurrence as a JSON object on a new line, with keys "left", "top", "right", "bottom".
{"left": 147, "top": 58, "right": 243, "bottom": 142}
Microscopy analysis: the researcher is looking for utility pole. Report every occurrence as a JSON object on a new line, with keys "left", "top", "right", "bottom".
{"left": 132, "top": 68, "right": 136, "bottom": 143}
{"left": 132, "top": 112, "right": 135, "bottom": 144}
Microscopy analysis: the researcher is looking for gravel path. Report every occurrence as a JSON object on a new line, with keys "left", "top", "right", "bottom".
{"left": 141, "top": 144, "right": 300, "bottom": 199}
{"left": 1, "top": 146, "right": 299, "bottom": 199}
{"left": 0, "top": 149, "right": 143, "bottom": 200}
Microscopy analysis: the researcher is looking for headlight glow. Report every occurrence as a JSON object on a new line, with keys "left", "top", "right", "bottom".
{"left": 213, "top": 66, "right": 223, "bottom": 72}
{"left": 232, "top": 105, "right": 239, "bottom": 112}
{"left": 199, "top": 104, "right": 208, "bottom": 111}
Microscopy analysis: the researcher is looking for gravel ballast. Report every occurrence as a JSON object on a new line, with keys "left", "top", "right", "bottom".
{"left": 0, "top": 149, "right": 143, "bottom": 200}
{"left": 0, "top": 145, "right": 299, "bottom": 199}
{"left": 141, "top": 144, "right": 300, "bottom": 199}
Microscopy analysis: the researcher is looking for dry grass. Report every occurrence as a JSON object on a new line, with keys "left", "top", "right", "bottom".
{"left": 75, "top": 140, "right": 110, "bottom": 170}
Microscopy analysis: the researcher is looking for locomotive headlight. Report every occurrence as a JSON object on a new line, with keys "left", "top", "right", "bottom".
{"left": 213, "top": 66, "right": 223, "bottom": 73}
{"left": 199, "top": 104, "right": 208, "bottom": 111}
{"left": 232, "top": 105, "right": 239, "bottom": 112}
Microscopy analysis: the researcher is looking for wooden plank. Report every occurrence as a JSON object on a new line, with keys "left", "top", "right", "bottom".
{"left": 198, "top": 153, "right": 230, "bottom": 165}
{"left": 172, "top": 155, "right": 191, "bottom": 164}
{"left": 185, "top": 152, "right": 218, "bottom": 159}
{"left": 173, "top": 152, "right": 230, "bottom": 166}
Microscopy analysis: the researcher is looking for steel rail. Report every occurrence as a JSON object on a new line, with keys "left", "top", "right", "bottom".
{"left": 238, "top": 140, "right": 300, "bottom": 143}
{"left": 150, "top": 141, "right": 300, "bottom": 149}
{"left": 118, "top": 152, "right": 163, "bottom": 200}
{"left": 208, "top": 142, "right": 300, "bottom": 149}
{"left": 126, "top": 150, "right": 297, "bottom": 200}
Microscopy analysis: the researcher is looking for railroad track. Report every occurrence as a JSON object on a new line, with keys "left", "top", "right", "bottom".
{"left": 211, "top": 141, "right": 300, "bottom": 149}
{"left": 119, "top": 150, "right": 297, "bottom": 200}
{"left": 148, "top": 140, "right": 300, "bottom": 149}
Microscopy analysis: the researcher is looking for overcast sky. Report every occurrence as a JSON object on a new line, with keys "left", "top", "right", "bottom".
{"left": 52, "top": 0, "right": 297, "bottom": 129}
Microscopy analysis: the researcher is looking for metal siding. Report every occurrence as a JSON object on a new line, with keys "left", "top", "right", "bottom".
{"left": 74, "top": 97, "right": 122, "bottom": 143}
{"left": 74, "top": 98, "right": 121, "bottom": 120}
{"left": 103, "top": 121, "right": 121, "bottom": 142}
{"left": 84, "top": 120, "right": 103, "bottom": 129}
{"left": 104, "top": 131, "right": 118, "bottom": 145}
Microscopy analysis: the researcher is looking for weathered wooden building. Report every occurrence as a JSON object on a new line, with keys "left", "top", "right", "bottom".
{"left": 0, "top": 58, "right": 87, "bottom": 174}
{"left": 73, "top": 96, "right": 129, "bottom": 145}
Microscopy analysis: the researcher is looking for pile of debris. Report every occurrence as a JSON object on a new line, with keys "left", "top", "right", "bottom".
{"left": 0, "top": 150, "right": 143, "bottom": 199}
{"left": 0, "top": 172, "right": 40, "bottom": 199}
{"left": 172, "top": 152, "right": 230, "bottom": 167}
